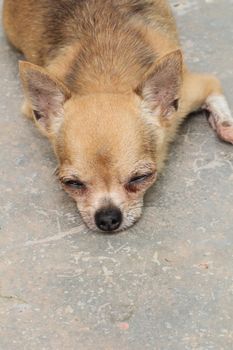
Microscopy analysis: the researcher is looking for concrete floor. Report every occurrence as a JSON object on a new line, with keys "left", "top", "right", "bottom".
{"left": 1, "top": 1, "right": 233, "bottom": 349}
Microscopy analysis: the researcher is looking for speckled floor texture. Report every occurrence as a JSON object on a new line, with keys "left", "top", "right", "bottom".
{"left": 1, "top": 1, "right": 233, "bottom": 349}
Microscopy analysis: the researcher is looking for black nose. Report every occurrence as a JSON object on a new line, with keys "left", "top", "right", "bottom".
{"left": 95, "top": 207, "right": 122, "bottom": 232}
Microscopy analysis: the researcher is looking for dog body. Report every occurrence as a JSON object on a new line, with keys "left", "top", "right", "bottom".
{"left": 3, "top": 0, "right": 233, "bottom": 231}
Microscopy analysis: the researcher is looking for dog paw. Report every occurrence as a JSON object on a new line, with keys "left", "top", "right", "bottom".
{"left": 208, "top": 115, "right": 233, "bottom": 144}
{"left": 205, "top": 94, "right": 233, "bottom": 145}
{"left": 216, "top": 123, "right": 233, "bottom": 144}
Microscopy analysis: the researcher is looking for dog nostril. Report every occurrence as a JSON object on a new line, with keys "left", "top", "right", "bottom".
{"left": 95, "top": 207, "right": 122, "bottom": 232}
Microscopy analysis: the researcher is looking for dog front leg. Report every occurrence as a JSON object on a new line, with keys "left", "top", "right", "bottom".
{"left": 181, "top": 71, "right": 233, "bottom": 144}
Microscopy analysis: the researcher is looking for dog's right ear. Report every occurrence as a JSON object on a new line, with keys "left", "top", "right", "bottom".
{"left": 137, "top": 50, "right": 183, "bottom": 119}
{"left": 19, "top": 61, "right": 71, "bottom": 134}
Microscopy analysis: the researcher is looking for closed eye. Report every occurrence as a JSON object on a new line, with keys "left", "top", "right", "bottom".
{"left": 125, "top": 172, "right": 156, "bottom": 194}
{"left": 61, "top": 179, "right": 86, "bottom": 190}
{"left": 128, "top": 173, "right": 154, "bottom": 185}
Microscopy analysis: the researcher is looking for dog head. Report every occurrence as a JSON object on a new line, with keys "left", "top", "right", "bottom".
{"left": 19, "top": 50, "right": 182, "bottom": 232}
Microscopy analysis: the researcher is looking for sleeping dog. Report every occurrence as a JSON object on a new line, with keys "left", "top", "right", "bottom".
{"left": 3, "top": 0, "right": 233, "bottom": 232}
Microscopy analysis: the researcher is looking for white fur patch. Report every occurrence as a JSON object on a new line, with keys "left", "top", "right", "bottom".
{"left": 206, "top": 94, "right": 233, "bottom": 124}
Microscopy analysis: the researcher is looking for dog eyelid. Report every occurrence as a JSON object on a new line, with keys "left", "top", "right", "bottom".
{"left": 60, "top": 177, "right": 86, "bottom": 189}
{"left": 128, "top": 172, "right": 154, "bottom": 184}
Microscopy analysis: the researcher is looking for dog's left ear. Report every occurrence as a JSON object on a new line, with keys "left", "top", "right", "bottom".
{"left": 19, "top": 61, "right": 71, "bottom": 133}
{"left": 138, "top": 50, "right": 183, "bottom": 118}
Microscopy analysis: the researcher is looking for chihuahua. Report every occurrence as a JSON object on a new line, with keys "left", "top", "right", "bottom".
{"left": 3, "top": 0, "right": 233, "bottom": 232}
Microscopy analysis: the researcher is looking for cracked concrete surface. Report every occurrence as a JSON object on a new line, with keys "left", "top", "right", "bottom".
{"left": 1, "top": 1, "right": 233, "bottom": 349}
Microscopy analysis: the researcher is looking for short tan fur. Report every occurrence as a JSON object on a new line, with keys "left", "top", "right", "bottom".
{"left": 3, "top": 0, "right": 233, "bottom": 231}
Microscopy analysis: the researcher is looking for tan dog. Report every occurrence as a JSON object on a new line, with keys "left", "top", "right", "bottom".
{"left": 3, "top": 0, "right": 233, "bottom": 232}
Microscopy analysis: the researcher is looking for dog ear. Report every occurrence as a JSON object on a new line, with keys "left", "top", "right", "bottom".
{"left": 138, "top": 50, "right": 183, "bottom": 118}
{"left": 19, "top": 61, "right": 71, "bottom": 133}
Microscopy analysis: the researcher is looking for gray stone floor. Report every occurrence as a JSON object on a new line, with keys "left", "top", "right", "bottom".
{"left": 1, "top": 1, "right": 233, "bottom": 349}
